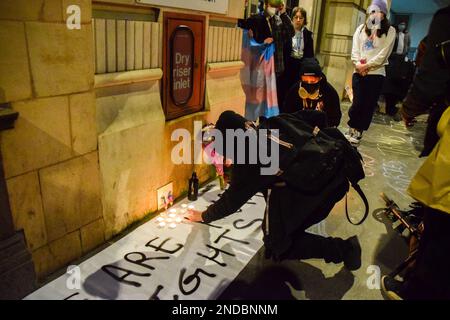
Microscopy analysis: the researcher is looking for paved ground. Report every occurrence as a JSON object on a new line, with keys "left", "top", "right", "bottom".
{"left": 218, "top": 103, "right": 428, "bottom": 300}
{"left": 34, "top": 103, "right": 428, "bottom": 300}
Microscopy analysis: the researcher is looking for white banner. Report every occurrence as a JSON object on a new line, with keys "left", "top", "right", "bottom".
{"left": 136, "top": 0, "right": 229, "bottom": 14}
{"left": 25, "top": 181, "right": 265, "bottom": 300}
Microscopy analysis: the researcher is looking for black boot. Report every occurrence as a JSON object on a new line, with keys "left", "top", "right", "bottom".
{"left": 342, "top": 236, "right": 362, "bottom": 271}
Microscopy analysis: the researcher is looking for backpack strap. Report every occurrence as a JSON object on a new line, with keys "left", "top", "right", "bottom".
{"left": 345, "top": 183, "right": 369, "bottom": 225}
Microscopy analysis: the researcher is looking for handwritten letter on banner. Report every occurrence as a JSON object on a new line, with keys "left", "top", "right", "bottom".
{"left": 25, "top": 181, "right": 265, "bottom": 300}
{"left": 136, "top": 0, "right": 229, "bottom": 15}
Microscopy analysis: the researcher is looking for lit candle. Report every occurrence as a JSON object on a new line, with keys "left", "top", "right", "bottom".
{"left": 166, "top": 218, "right": 173, "bottom": 223}
{"left": 158, "top": 222, "right": 166, "bottom": 228}
{"left": 181, "top": 204, "right": 188, "bottom": 208}
{"left": 188, "top": 205, "right": 194, "bottom": 210}
{"left": 169, "top": 208, "right": 177, "bottom": 213}
{"left": 175, "top": 217, "right": 182, "bottom": 223}
{"left": 169, "top": 223, "right": 177, "bottom": 229}
{"left": 156, "top": 217, "right": 164, "bottom": 222}
{"left": 168, "top": 213, "right": 176, "bottom": 218}
{"left": 180, "top": 209, "right": 187, "bottom": 214}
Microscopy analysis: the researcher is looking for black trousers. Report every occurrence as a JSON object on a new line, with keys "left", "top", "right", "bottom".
{"left": 280, "top": 230, "right": 347, "bottom": 263}
{"left": 278, "top": 201, "right": 347, "bottom": 263}
{"left": 348, "top": 73, "right": 385, "bottom": 131}
{"left": 401, "top": 207, "right": 450, "bottom": 299}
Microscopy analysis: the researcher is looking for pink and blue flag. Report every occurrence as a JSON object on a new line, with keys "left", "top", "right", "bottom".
{"left": 241, "top": 30, "right": 279, "bottom": 120}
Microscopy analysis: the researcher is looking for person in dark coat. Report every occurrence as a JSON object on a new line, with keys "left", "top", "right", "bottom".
{"left": 381, "top": 22, "right": 414, "bottom": 117}
{"left": 282, "top": 6, "right": 315, "bottom": 100}
{"left": 240, "top": 0, "right": 295, "bottom": 109}
{"left": 400, "top": 7, "right": 450, "bottom": 157}
{"left": 281, "top": 58, "right": 342, "bottom": 127}
{"left": 186, "top": 110, "right": 361, "bottom": 270}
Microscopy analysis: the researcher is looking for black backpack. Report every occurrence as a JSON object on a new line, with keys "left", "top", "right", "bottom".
{"left": 257, "top": 112, "right": 369, "bottom": 225}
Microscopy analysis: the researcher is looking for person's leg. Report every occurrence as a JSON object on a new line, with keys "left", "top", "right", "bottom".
{"left": 400, "top": 208, "right": 450, "bottom": 299}
{"left": 280, "top": 230, "right": 361, "bottom": 270}
{"left": 281, "top": 230, "right": 344, "bottom": 262}
{"left": 280, "top": 182, "right": 360, "bottom": 269}
{"left": 347, "top": 73, "right": 364, "bottom": 130}
{"left": 385, "top": 93, "right": 399, "bottom": 116}
{"left": 420, "top": 104, "right": 448, "bottom": 157}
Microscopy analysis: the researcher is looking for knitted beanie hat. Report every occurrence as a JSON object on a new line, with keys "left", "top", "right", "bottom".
{"left": 368, "top": 0, "right": 388, "bottom": 15}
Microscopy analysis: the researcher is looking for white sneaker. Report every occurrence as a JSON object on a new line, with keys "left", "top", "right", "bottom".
{"left": 349, "top": 130, "right": 363, "bottom": 145}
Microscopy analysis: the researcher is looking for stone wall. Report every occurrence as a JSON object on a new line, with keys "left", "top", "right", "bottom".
{"left": 95, "top": 64, "right": 245, "bottom": 240}
{"left": 0, "top": 0, "right": 100, "bottom": 279}
{"left": 0, "top": 0, "right": 246, "bottom": 280}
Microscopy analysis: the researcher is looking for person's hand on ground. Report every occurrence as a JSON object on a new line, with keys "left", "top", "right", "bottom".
{"left": 185, "top": 209, "right": 204, "bottom": 222}
{"left": 264, "top": 37, "right": 274, "bottom": 44}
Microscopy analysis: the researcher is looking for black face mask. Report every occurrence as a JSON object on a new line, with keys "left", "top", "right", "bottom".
{"left": 301, "top": 82, "right": 320, "bottom": 94}
{"left": 299, "top": 82, "right": 321, "bottom": 101}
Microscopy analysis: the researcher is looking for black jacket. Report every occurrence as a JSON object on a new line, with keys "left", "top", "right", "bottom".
{"left": 281, "top": 79, "right": 342, "bottom": 127}
{"left": 402, "top": 6, "right": 450, "bottom": 156}
{"left": 244, "top": 12, "right": 294, "bottom": 45}
{"left": 201, "top": 111, "right": 346, "bottom": 258}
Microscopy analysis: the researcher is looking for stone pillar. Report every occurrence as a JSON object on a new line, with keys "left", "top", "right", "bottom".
{"left": 0, "top": 108, "right": 36, "bottom": 300}
{"left": 297, "top": 0, "right": 324, "bottom": 54}
{"left": 318, "top": 0, "right": 367, "bottom": 100}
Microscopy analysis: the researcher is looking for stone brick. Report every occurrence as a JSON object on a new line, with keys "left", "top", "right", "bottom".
{"left": 26, "top": 22, "right": 94, "bottom": 97}
{"left": 205, "top": 66, "right": 245, "bottom": 123}
{"left": 69, "top": 91, "right": 97, "bottom": 155}
{"left": 31, "top": 246, "right": 52, "bottom": 279}
{"left": 6, "top": 172, "right": 47, "bottom": 251}
{"left": 80, "top": 218, "right": 105, "bottom": 254}
{"left": 0, "top": 21, "right": 32, "bottom": 104}
{"left": 0, "top": 0, "right": 69, "bottom": 22}
{"left": 42, "top": 0, "right": 63, "bottom": 22}
{"left": 0, "top": 0, "right": 44, "bottom": 21}
{"left": 2, "top": 96, "right": 72, "bottom": 178}
{"left": 97, "top": 81, "right": 165, "bottom": 239}
{"left": 40, "top": 152, "right": 102, "bottom": 242}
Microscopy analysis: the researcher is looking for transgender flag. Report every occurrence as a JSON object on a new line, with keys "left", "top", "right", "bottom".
{"left": 241, "top": 29, "right": 279, "bottom": 121}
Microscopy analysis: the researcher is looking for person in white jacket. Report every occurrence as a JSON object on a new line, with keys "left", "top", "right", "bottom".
{"left": 345, "top": 0, "right": 395, "bottom": 146}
